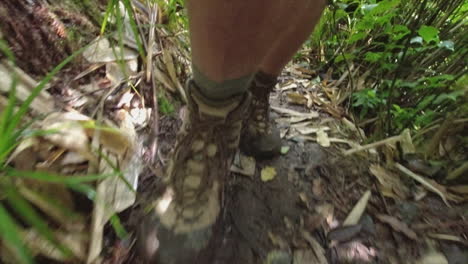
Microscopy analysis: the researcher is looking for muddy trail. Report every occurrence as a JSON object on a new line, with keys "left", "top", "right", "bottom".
{"left": 115, "top": 77, "right": 467, "bottom": 264}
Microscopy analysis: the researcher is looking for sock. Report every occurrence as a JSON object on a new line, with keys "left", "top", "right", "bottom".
{"left": 192, "top": 64, "right": 254, "bottom": 101}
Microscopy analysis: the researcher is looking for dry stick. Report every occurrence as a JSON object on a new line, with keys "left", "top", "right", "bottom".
{"left": 395, "top": 163, "right": 450, "bottom": 207}
{"left": 343, "top": 134, "right": 401, "bottom": 156}
{"left": 145, "top": 3, "right": 157, "bottom": 83}
{"left": 148, "top": 4, "right": 160, "bottom": 164}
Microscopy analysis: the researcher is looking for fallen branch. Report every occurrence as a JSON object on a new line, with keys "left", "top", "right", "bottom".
{"left": 395, "top": 163, "right": 450, "bottom": 207}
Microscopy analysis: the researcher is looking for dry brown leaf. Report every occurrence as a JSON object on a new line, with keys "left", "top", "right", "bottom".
{"left": 343, "top": 190, "right": 371, "bottom": 226}
{"left": 287, "top": 92, "right": 307, "bottom": 105}
{"left": 316, "top": 128, "right": 330, "bottom": 147}
{"left": 230, "top": 152, "right": 256, "bottom": 177}
{"left": 369, "top": 164, "right": 409, "bottom": 200}
{"left": 301, "top": 230, "right": 328, "bottom": 264}
{"left": 376, "top": 214, "right": 418, "bottom": 240}
{"left": 83, "top": 37, "right": 137, "bottom": 63}
{"left": 279, "top": 81, "right": 298, "bottom": 91}
{"left": 41, "top": 113, "right": 92, "bottom": 158}
{"left": 271, "top": 106, "right": 319, "bottom": 119}
{"left": 0, "top": 61, "right": 54, "bottom": 114}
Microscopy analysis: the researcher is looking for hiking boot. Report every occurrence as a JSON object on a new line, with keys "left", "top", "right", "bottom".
{"left": 139, "top": 80, "right": 251, "bottom": 263}
{"left": 240, "top": 72, "right": 281, "bottom": 158}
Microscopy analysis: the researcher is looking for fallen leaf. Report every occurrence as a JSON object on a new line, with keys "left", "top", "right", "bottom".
{"left": 279, "top": 81, "right": 298, "bottom": 91}
{"left": 280, "top": 146, "right": 290, "bottom": 155}
{"left": 316, "top": 128, "right": 331, "bottom": 147}
{"left": 230, "top": 153, "right": 256, "bottom": 177}
{"left": 343, "top": 190, "right": 371, "bottom": 226}
{"left": 416, "top": 251, "right": 448, "bottom": 264}
{"left": 287, "top": 92, "right": 307, "bottom": 105}
{"left": 300, "top": 230, "right": 328, "bottom": 264}
{"left": 83, "top": 37, "right": 137, "bottom": 63}
{"left": 376, "top": 214, "right": 418, "bottom": 240}
{"left": 369, "top": 164, "right": 409, "bottom": 200}
{"left": 261, "top": 166, "right": 277, "bottom": 182}
{"left": 271, "top": 106, "right": 319, "bottom": 119}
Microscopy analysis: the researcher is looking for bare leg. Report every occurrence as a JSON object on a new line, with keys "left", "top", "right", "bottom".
{"left": 187, "top": 0, "right": 325, "bottom": 99}
{"left": 259, "top": 0, "right": 326, "bottom": 75}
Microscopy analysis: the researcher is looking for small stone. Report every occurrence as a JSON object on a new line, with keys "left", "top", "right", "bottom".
{"left": 206, "top": 144, "right": 217, "bottom": 157}
{"left": 191, "top": 140, "right": 205, "bottom": 152}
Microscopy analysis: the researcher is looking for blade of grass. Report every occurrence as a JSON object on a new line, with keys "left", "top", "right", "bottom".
{"left": 109, "top": 214, "right": 128, "bottom": 239}
{"left": 100, "top": 0, "right": 117, "bottom": 35}
{"left": 6, "top": 44, "right": 90, "bottom": 140}
{"left": 6, "top": 169, "right": 114, "bottom": 184}
{"left": 67, "top": 183, "right": 97, "bottom": 200}
{"left": 0, "top": 204, "right": 33, "bottom": 264}
{"left": 5, "top": 188, "right": 72, "bottom": 258}
{"left": 121, "top": 0, "right": 146, "bottom": 59}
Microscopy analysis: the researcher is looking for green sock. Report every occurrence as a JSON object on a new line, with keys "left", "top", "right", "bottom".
{"left": 192, "top": 64, "right": 254, "bottom": 101}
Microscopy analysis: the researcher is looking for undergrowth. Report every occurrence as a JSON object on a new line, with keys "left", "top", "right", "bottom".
{"left": 309, "top": 0, "right": 467, "bottom": 139}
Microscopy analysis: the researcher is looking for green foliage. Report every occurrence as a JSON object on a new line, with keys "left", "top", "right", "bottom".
{"left": 158, "top": 93, "right": 175, "bottom": 115}
{"left": 311, "top": 0, "right": 467, "bottom": 137}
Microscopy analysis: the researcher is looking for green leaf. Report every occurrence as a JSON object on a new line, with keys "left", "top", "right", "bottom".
{"left": 0, "top": 204, "right": 33, "bottom": 264}
{"left": 391, "top": 25, "right": 410, "bottom": 40}
{"left": 364, "top": 52, "right": 383, "bottom": 63}
{"left": 110, "top": 214, "right": 128, "bottom": 239}
{"left": 434, "top": 90, "right": 465, "bottom": 104}
{"left": 418, "top": 25, "right": 439, "bottom": 43}
{"left": 348, "top": 32, "right": 367, "bottom": 44}
{"left": 334, "top": 53, "right": 355, "bottom": 63}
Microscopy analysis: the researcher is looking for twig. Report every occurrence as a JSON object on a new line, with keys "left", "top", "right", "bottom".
{"left": 145, "top": 3, "right": 157, "bottom": 82}
{"left": 395, "top": 163, "right": 450, "bottom": 207}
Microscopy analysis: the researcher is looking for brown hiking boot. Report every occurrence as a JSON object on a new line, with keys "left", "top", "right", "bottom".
{"left": 139, "top": 80, "right": 251, "bottom": 263}
{"left": 240, "top": 72, "right": 281, "bottom": 158}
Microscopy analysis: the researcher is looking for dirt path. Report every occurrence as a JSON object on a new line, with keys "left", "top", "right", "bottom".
{"left": 117, "top": 76, "right": 467, "bottom": 264}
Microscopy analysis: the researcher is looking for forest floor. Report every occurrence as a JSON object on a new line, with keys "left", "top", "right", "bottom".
{"left": 2, "top": 7, "right": 467, "bottom": 263}
{"left": 109, "top": 72, "right": 467, "bottom": 264}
